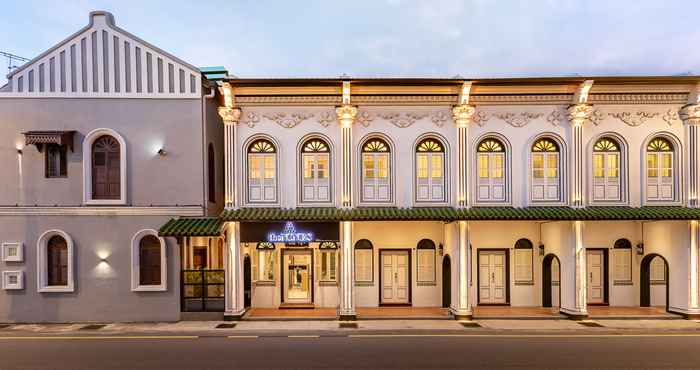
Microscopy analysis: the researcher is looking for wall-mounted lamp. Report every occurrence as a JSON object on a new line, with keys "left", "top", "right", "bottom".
{"left": 16, "top": 148, "right": 22, "bottom": 155}
{"left": 636, "top": 242, "right": 644, "bottom": 256}
{"left": 99, "top": 257, "right": 108, "bottom": 263}
{"left": 157, "top": 148, "right": 167, "bottom": 156}
{"left": 538, "top": 243, "right": 545, "bottom": 256}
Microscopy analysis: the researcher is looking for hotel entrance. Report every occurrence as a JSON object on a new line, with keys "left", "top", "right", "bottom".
{"left": 283, "top": 250, "right": 313, "bottom": 304}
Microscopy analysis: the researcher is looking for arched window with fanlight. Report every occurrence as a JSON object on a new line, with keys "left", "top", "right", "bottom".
{"left": 476, "top": 138, "right": 506, "bottom": 202}
{"left": 531, "top": 138, "right": 561, "bottom": 202}
{"left": 646, "top": 137, "right": 675, "bottom": 202}
{"left": 592, "top": 137, "right": 621, "bottom": 202}
{"left": 247, "top": 138, "right": 277, "bottom": 203}
{"left": 361, "top": 138, "right": 391, "bottom": 203}
{"left": 416, "top": 138, "right": 446, "bottom": 203}
{"left": 92, "top": 135, "right": 121, "bottom": 200}
{"left": 301, "top": 138, "right": 331, "bottom": 203}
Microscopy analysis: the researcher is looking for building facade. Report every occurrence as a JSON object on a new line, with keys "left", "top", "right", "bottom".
{"left": 2, "top": 11, "right": 700, "bottom": 322}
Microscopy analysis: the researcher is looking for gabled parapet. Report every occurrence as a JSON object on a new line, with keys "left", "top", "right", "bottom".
{"left": 3, "top": 11, "right": 201, "bottom": 98}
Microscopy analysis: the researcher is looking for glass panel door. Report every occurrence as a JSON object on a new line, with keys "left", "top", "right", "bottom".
{"left": 284, "top": 251, "right": 312, "bottom": 304}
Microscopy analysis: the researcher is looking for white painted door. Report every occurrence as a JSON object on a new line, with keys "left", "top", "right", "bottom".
{"left": 381, "top": 251, "right": 409, "bottom": 304}
{"left": 478, "top": 251, "right": 507, "bottom": 304}
{"left": 587, "top": 250, "right": 604, "bottom": 304}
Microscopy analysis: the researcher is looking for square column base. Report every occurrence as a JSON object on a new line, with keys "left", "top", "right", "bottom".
{"left": 450, "top": 307, "right": 472, "bottom": 321}
{"left": 560, "top": 307, "right": 588, "bottom": 320}
{"left": 224, "top": 308, "right": 246, "bottom": 321}
{"left": 339, "top": 314, "right": 357, "bottom": 321}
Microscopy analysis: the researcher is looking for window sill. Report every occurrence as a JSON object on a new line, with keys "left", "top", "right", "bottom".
{"left": 319, "top": 281, "right": 338, "bottom": 286}
{"left": 132, "top": 285, "right": 167, "bottom": 292}
{"left": 650, "top": 280, "right": 667, "bottom": 286}
{"left": 354, "top": 281, "right": 374, "bottom": 287}
{"left": 254, "top": 281, "right": 276, "bottom": 287}
{"left": 84, "top": 199, "right": 127, "bottom": 206}
{"left": 613, "top": 280, "right": 633, "bottom": 286}
{"left": 39, "top": 286, "right": 74, "bottom": 293}
{"left": 417, "top": 281, "right": 436, "bottom": 286}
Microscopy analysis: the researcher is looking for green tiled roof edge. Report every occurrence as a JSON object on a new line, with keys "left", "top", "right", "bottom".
{"left": 159, "top": 217, "right": 223, "bottom": 237}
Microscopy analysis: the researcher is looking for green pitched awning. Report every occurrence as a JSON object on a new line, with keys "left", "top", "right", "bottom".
{"left": 159, "top": 217, "right": 223, "bottom": 237}
{"left": 220, "top": 206, "right": 700, "bottom": 222}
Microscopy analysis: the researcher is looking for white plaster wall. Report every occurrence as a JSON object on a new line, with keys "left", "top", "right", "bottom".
{"left": 470, "top": 221, "right": 541, "bottom": 306}
{"left": 644, "top": 221, "right": 688, "bottom": 313}
{"left": 352, "top": 221, "right": 444, "bottom": 307}
{"left": 541, "top": 221, "right": 576, "bottom": 311}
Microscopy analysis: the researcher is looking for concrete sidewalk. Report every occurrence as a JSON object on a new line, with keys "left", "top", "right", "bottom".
{"left": 2, "top": 319, "right": 700, "bottom": 337}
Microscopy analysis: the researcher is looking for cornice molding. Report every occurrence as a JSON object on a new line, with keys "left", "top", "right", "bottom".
{"left": 589, "top": 93, "right": 688, "bottom": 105}
{"left": 0, "top": 206, "right": 204, "bottom": 216}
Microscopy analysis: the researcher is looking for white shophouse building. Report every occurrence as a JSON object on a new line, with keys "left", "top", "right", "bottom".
{"left": 2, "top": 11, "right": 700, "bottom": 323}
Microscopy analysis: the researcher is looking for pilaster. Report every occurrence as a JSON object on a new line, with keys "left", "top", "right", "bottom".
{"left": 338, "top": 220, "right": 356, "bottom": 320}
{"left": 451, "top": 220, "right": 472, "bottom": 320}
{"left": 560, "top": 220, "right": 588, "bottom": 319}
{"left": 681, "top": 103, "right": 700, "bottom": 207}
{"left": 218, "top": 106, "right": 241, "bottom": 209}
{"left": 336, "top": 104, "right": 357, "bottom": 209}
{"left": 224, "top": 221, "right": 245, "bottom": 320}
{"left": 452, "top": 104, "right": 475, "bottom": 208}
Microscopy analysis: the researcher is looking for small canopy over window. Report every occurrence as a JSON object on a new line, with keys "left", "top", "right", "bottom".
{"left": 477, "top": 138, "right": 506, "bottom": 202}
{"left": 592, "top": 137, "right": 622, "bottom": 202}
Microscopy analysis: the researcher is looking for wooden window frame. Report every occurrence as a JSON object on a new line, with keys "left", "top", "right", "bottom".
{"left": 45, "top": 143, "right": 68, "bottom": 178}
{"left": 37, "top": 230, "right": 74, "bottom": 293}
{"left": 416, "top": 239, "right": 436, "bottom": 284}
{"left": 354, "top": 239, "right": 374, "bottom": 285}
{"left": 82, "top": 128, "right": 127, "bottom": 205}
{"left": 513, "top": 238, "right": 534, "bottom": 285}
{"left": 131, "top": 229, "right": 167, "bottom": 292}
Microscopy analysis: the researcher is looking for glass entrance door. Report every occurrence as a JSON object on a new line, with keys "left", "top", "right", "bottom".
{"left": 283, "top": 251, "right": 312, "bottom": 304}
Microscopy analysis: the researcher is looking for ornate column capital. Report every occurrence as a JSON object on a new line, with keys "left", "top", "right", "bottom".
{"left": 566, "top": 103, "right": 594, "bottom": 126}
{"left": 336, "top": 105, "right": 358, "bottom": 128}
{"left": 218, "top": 107, "right": 242, "bottom": 125}
{"left": 680, "top": 104, "right": 700, "bottom": 126}
{"left": 452, "top": 104, "right": 476, "bottom": 128}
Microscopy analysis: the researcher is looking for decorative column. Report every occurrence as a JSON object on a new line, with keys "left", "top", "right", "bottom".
{"left": 566, "top": 220, "right": 588, "bottom": 319}
{"left": 681, "top": 99, "right": 700, "bottom": 317}
{"left": 218, "top": 106, "right": 242, "bottom": 209}
{"left": 566, "top": 104, "right": 592, "bottom": 208}
{"left": 452, "top": 220, "right": 473, "bottom": 320}
{"left": 336, "top": 81, "right": 358, "bottom": 320}
{"left": 224, "top": 221, "right": 245, "bottom": 320}
{"left": 452, "top": 104, "right": 476, "bottom": 208}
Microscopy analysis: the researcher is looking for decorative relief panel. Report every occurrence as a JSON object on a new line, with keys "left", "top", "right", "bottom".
{"left": 473, "top": 111, "right": 490, "bottom": 126}
{"left": 608, "top": 111, "right": 659, "bottom": 127}
{"left": 546, "top": 110, "right": 563, "bottom": 126}
{"left": 662, "top": 108, "right": 681, "bottom": 126}
{"left": 242, "top": 112, "right": 260, "bottom": 128}
{"left": 493, "top": 112, "right": 544, "bottom": 127}
{"left": 430, "top": 111, "right": 449, "bottom": 127}
{"left": 356, "top": 111, "right": 375, "bottom": 127}
{"left": 378, "top": 112, "right": 429, "bottom": 128}
{"left": 317, "top": 111, "right": 336, "bottom": 127}
{"left": 262, "top": 112, "right": 315, "bottom": 128}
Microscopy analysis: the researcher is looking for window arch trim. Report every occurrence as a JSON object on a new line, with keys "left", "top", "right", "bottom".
{"left": 37, "top": 229, "right": 74, "bottom": 293}
{"left": 473, "top": 133, "right": 511, "bottom": 205}
{"left": 131, "top": 229, "right": 167, "bottom": 292}
{"left": 588, "top": 132, "right": 629, "bottom": 205}
{"left": 243, "top": 135, "right": 280, "bottom": 205}
{"left": 642, "top": 132, "right": 682, "bottom": 205}
{"left": 528, "top": 133, "right": 567, "bottom": 205}
{"left": 297, "top": 134, "right": 334, "bottom": 206}
{"left": 82, "top": 128, "right": 127, "bottom": 205}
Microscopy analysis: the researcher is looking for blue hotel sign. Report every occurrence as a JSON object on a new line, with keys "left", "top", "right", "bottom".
{"left": 267, "top": 222, "right": 315, "bottom": 243}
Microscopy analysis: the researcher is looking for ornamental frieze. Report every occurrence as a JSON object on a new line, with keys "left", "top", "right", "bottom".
{"left": 317, "top": 111, "right": 336, "bottom": 127}
{"left": 608, "top": 111, "right": 659, "bottom": 127}
{"left": 473, "top": 111, "right": 490, "bottom": 127}
{"left": 546, "top": 109, "right": 563, "bottom": 126}
{"left": 430, "top": 111, "right": 449, "bottom": 127}
{"left": 378, "top": 112, "right": 429, "bottom": 128}
{"left": 662, "top": 108, "right": 681, "bottom": 126}
{"left": 243, "top": 111, "right": 260, "bottom": 128}
{"left": 262, "top": 112, "right": 315, "bottom": 128}
{"left": 493, "top": 112, "right": 544, "bottom": 127}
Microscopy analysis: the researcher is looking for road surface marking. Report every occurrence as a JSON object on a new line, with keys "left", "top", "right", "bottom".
{"left": 0, "top": 335, "right": 198, "bottom": 340}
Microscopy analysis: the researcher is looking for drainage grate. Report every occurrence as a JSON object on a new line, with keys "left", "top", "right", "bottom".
{"left": 578, "top": 321, "right": 604, "bottom": 328}
{"left": 460, "top": 321, "right": 481, "bottom": 328}
{"left": 339, "top": 322, "right": 358, "bottom": 329}
{"left": 0, "top": 324, "right": 10, "bottom": 329}
{"left": 216, "top": 323, "right": 237, "bottom": 329}
{"left": 80, "top": 324, "right": 106, "bottom": 330}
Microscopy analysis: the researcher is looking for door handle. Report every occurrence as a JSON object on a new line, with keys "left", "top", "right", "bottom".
{"left": 491, "top": 272, "right": 495, "bottom": 283}
{"left": 394, "top": 272, "right": 398, "bottom": 282}
{"left": 589, "top": 272, "right": 592, "bottom": 282}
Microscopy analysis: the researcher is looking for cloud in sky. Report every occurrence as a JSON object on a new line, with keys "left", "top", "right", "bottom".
{"left": 1, "top": 0, "right": 699, "bottom": 81}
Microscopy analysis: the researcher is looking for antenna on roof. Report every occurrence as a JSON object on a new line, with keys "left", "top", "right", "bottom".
{"left": 1, "top": 51, "right": 30, "bottom": 75}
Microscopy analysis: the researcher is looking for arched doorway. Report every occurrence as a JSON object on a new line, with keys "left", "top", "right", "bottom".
{"left": 640, "top": 253, "right": 669, "bottom": 310}
{"left": 542, "top": 254, "right": 561, "bottom": 308}
{"left": 442, "top": 256, "right": 451, "bottom": 308}
{"left": 243, "top": 254, "right": 252, "bottom": 308}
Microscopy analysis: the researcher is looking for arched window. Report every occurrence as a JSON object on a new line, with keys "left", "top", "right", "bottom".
{"left": 531, "top": 138, "right": 560, "bottom": 202}
{"left": 416, "top": 138, "right": 446, "bottom": 203}
{"left": 37, "top": 230, "right": 74, "bottom": 292}
{"left": 92, "top": 135, "right": 121, "bottom": 200}
{"left": 354, "top": 239, "right": 374, "bottom": 283}
{"left": 476, "top": 138, "right": 506, "bottom": 202}
{"left": 361, "top": 138, "right": 391, "bottom": 203}
{"left": 646, "top": 137, "right": 675, "bottom": 202}
{"left": 417, "top": 239, "right": 436, "bottom": 283}
{"left": 592, "top": 137, "right": 621, "bottom": 202}
{"left": 208, "top": 143, "right": 216, "bottom": 204}
{"left": 301, "top": 138, "right": 331, "bottom": 203}
{"left": 247, "top": 138, "right": 277, "bottom": 203}
{"left": 613, "top": 238, "right": 632, "bottom": 283}
{"left": 47, "top": 236, "right": 68, "bottom": 287}
{"left": 514, "top": 238, "right": 533, "bottom": 283}
{"left": 131, "top": 230, "right": 167, "bottom": 291}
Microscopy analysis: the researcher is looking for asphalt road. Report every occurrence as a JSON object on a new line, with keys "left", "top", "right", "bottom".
{"left": 1, "top": 334, "right": 700, "bottom": 369}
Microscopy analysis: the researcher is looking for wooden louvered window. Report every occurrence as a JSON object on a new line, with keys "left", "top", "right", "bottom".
{"left": 45, "top": 144, "right": 67, "bottom": 178}
{"left": 92, "top": 135, "right": 121, "bottom": 199}
{"left": 139, "top": 235, "right": 162, "bottom": 286}
{"left": 47, "top": 235, "right": 68, "bottom": 286}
